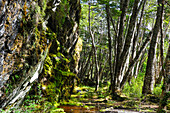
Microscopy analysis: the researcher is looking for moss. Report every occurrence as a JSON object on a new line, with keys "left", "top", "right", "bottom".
{"left": 44, "top": 56, "right": 53, "bottom": 76}
{"left": 41, "top": 49, "right": 78, "bottom": 102}
{"left": 167, "top": 103, "right": 170, "bottom": 110}
{"left": 61, "top": 100, "right": 83, "bottom": 106}
{"left": 45, "top": 82, "right": 59, "bottom": 102}
{"left": 123, "top": 100, "right": 139, "bottom": 108}
{"left": 22, "top": 0, "right": 81, "bottom": 106}
{"left": 50, "top": 108, "right": 65, "bottom": 113}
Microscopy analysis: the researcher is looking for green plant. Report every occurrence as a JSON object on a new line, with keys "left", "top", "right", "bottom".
{"left": 153, "top": 84, "right": 162, "bottom": 97}
{"left": 0, "top": 109, "right": 5, "bottom": 113}
{"left": 122, "top": 72, "right": 144, "bottom": 98}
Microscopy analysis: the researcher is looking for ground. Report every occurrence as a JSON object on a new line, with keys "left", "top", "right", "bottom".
{"left": 2, "top": 85, "right": 168, "bottom": 113}
{"left": 58, "top": 86, "right": 166, "bottom": 113}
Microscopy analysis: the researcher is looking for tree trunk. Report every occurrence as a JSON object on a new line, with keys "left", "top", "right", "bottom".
{"left": 129, "top": 0, "right": 146, "bottom": 82}
{"left": 155, "top": 22, "right": 170, "bottom": 85}
{"left": 90, "top": 31, "right": 100, "bottom": 91}
{"left": 142, "top": 0, "right": 163, "bottom": 95}
{"left": 113, "top": 0, "right": 142, "bottom": 96}
{"left": 120, "top": 31, "right": 153, "bottom": 89}
{"left": 157, "top": 42, "right": 170, "bottom": 112}
{"left": 0, "top": 0, "right": 82, "bottom": 108}
{"left": 113, "top": 0, "right": 130, "bottom": 94}
{"left": 106, "top": 4, "right": 113, "bottom": 91}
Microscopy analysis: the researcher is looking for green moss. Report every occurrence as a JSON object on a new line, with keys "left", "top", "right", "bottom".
{"left": 42, "top": 49, "right": 77, "bottom": 102}
{"left": 41, "top": 0, "right": 47, "bottom": 17}
{"left": 50, "top": 108, "right": 65, "bottom": 113}
{"left": 61, "top": 100, "right": 83, "bottom": 106}
{"left": 167, "top": 103, "right": 170, "bottom": 110}
{"left": 45, "top": 82, "right": 59, "bottom": 102}
{"left": 46, "top": 29, "right": 57, "bottom": 39}
{"left": 55, "top": 0, "right": 70, "bottom": 29}
{"left": 44, "top": 56, "right": 53, "bottom": 76}
{"left": 124, "top": 100, "right": 139, "bottom": 108}
{"left": 160, "top": 92, "right": 170, "bottom": 107}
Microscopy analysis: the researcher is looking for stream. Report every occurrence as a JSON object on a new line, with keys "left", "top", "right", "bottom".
{"left": 59, "top": 105, "right": 140, "bottom": 113}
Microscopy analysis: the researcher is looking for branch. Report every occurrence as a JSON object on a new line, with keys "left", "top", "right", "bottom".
{"left": 165, "top": 0, "right": 170, "bottom": 6}
{"left": 109, "top": 15, "right": 118, "bottom": 38}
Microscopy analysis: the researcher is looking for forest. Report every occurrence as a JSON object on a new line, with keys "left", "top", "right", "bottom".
{"left": 0, "top": 0, "right": 170, "bottom": 113}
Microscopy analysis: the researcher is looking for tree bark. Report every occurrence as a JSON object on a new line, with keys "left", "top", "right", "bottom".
{"left": 157, "top": 42, "right": 170, "bottom": 112}
{"left": 142, "top": 0, "right": 162, "bottom": 95}
{"left": 90, "top": 31, "right": 100, "bottom": 91}
{"left": 106, "top": 4, "right": 113, "bottom": 91}
{"left": 113, "top": 0, "right": 130, "bottom": 95}
{"left": 129, "top": 0, "right": 146, "bottom": 82}
{"left": 113, "top": 0, "right": 142, "bottom": 96}
{"left": 155, "top": 22, "right": 170, "bottom": 85}
{"left": 142, "top": 0, "right": 163, "bottom": 95}
{"left": 120, "top": 31, "right": 153, "bottom": 89}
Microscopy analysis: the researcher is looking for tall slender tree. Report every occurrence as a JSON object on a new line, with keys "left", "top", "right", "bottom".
{"left": 142, "top": 0, "right": 163, "bottom": 95}
{"left": 106, "top": 4, "right": 113, "bottom": 91}
{"left": 157, "top": 42, "right": 170, "bottom": 112}
{"left": 113, "top": 0, "right": 143, "bottom": 97}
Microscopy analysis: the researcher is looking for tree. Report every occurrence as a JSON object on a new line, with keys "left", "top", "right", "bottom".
{"left": 79, "top": 0, "right": 170, "bottom": 101}
{"left": 112, "top": 0, "right": 144, "bottom": 97}
{"left": 106, "top": 3, "right": 113, "bottom": 91}
{"left": 157, "top": 42, "right": 170, "bottom": 112}
{"left": 142, "top": 0, "right": 164, "bottom": 95}
{"left": 79, "top": 0, "right": 110, "bottom": 91}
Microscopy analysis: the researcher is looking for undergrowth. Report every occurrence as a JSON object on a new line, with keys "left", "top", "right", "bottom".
{"left": 122, "top": 72, "right": 144, "bottom": 98}
{"left": 122, "top": 72, "right": 163, "bottom": 98}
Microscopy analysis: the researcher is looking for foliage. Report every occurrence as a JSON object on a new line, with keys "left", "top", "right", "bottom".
{"left": 122, "top": 72, "right": 144, "bottom": 98}
{"left": 5, "top": 99, "right": 64, "bottom": 113}
{"left": 153, "top": 83, "right": 163, "bottom": 97}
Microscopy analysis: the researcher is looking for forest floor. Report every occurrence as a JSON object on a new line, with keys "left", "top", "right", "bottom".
{"left": 58, "top": 86, "right": 168, "bottom": 113}
{"left": 3, "top": 85, "right": 170, "bottom": 113}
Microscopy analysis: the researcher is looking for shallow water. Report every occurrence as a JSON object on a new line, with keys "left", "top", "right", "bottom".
{"left": 59, "top": 105, "right": 140, "bottom": 113}
{"left": 59, "top": 105, "right": 98, "bottom": 113}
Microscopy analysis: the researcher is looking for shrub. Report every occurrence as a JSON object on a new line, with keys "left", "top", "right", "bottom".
{"left": 153, "top": 83, "right": 163, "bottom": 97}
{"left": 122, "top": 72, "right": 144, "bottom": 98}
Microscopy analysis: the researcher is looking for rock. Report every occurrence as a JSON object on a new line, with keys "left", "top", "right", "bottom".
{"left": 0, "top": 0, "right": 81, "bottom": 109}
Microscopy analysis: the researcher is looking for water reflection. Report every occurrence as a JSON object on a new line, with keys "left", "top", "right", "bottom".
{"left": 59, "top": 105, "right": 140, "bottom": 113}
